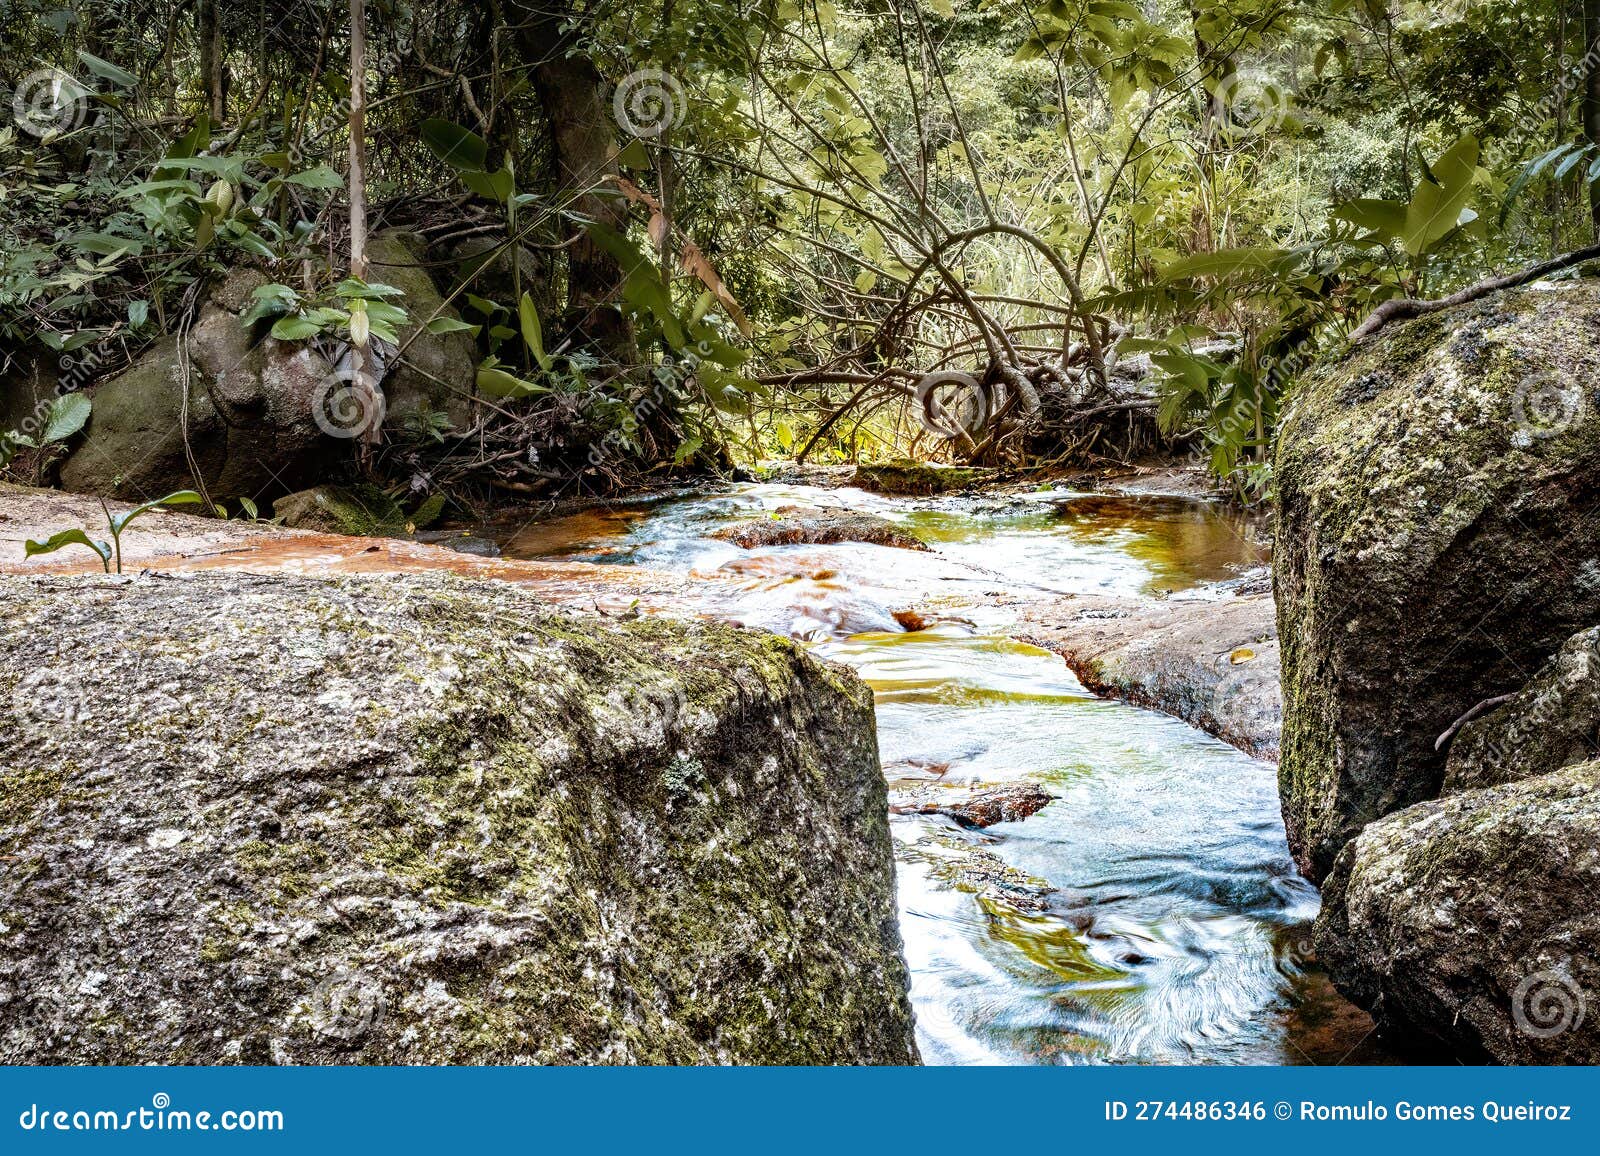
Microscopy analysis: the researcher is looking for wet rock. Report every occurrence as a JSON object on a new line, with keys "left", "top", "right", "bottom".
{"left": 1020, "top": 592, "right": 1281, "bottom": 761}
{"left": 890, "top": 783, "right": 1055, "bottom": 828}
{"left": 1444, "top": 626, "right": 1600, "bottom": 794}
{"left": 432, "top": 533, "right": 503, "bottom": 558}
{"left": 853, "top": 459, "right": 993, "bottom": 495}
{"left": 0, "top": 571, "right": 916, "bottom": 1064}
{"left": 1316, "top": 760, "right": 1600, "bottom": 1063}
{"left": 712, "top": 507, "right": 928, "bottom": 551}
{"left": 1275, "top": 283, "right": 1600, "bottom": 883}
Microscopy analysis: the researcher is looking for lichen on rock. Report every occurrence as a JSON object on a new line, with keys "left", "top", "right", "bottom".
{"left": 1316, "top": 760, "right": 1600, "bottom": 1063}
{"left": 1274, "top": 281, "right": 1600, "bottom": 884}
{"left": 1445, "top": 626, "right": 1600, "bottom": 794}
{"left": 0, "top": 571, "right": 917, "bottom": 1065}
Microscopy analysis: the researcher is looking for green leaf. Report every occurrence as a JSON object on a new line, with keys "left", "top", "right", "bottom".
{"left": 461, "top": 166, "right": 514, "bottom": 204}
{"left": 519, "top": 293, "right": 553, "bottom": 371}
{"left": 39, "top": 393, "right": 91, "bottom": 444}
{"left": 110, "top": 490, "right": 204, "bottom": 535}
{"left": 476, "top": 365, "right": 548, "bottom": 399}
{"left": 283, "top": 165, "right": 344, "bottom": 189}
{"left": 76, "top": 50, "right": 138, "bottom": 88}
{"left": 616, "top": 139, "right": 651, "bottom": 170}
{"left": 333, "top": 279, "right": 405, "bottom": 300}
{"left": 425, "top": 316, "right": 479, "bottom": 336}
{"left": 1333, "top": 197, "right": 1407, "bottom": 238}
{"left": 420, "top": 118, "right": 489, "bottom": 171}
{"left": 74, "top": 232, "right": 144, "bottom": 257}
{"left": 270, "top": 315, "right": 322, "bottom": 341}
{"left": 1401, "top": 135, "right": 1480, "bottom": 258}
{"left": 24, "top": 528, "right": 112, "bottom": 571}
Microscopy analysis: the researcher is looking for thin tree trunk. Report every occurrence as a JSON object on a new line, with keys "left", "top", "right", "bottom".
{"left": 1584, "top": 0, "right": 1600, "bottom": 235}
{"left": 199, "top": 0, "right": 224, "bottom": 124}
{"left": 348, "top": 0, "right": 380, "bottom": 447}
{"left": 515, "top": 2, "right": 636, "bottom": 362}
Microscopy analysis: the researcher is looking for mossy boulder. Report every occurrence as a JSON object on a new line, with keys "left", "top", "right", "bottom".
{"left": 1274, "top": 282, "right": 1600, "bottom": 884}
{"left": 0, "top": 571, "right": 916, "bottom": 1064}
{"left": 1316, "top": 760, "right": 1600, "bottom": 1063}
{"left": 57, "top": 276, "right": 334, "bottom": 501}
{"left": 275, "top": 480, "right": 438, "bottom": 534}
{"left": 364, "top": 229, "right": 475, "bottom": 430}
{"left": 54, "top": 235, "right": 475, "bottom": 504}
{"left": 852, "top": 459, "right": 992, "bottom": 496}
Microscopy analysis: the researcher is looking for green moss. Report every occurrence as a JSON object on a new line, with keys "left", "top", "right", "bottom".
{"left": 852, "top": 458, "right": 992, "bottom": 495}
{"left": 271, "top": 484, "right": 409, "bottom": 537}
{"left": 0, "top": 765, "right": 64, "bottom": 831}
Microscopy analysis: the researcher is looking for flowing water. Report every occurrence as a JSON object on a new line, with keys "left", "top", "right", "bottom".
{"left": 494, "top": 481, "right": 1383, "bottom": 1066}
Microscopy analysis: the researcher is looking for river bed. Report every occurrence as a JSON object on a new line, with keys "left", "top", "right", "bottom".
{"left": 493, "top": 480, "right": 1384, "bottom": 1065}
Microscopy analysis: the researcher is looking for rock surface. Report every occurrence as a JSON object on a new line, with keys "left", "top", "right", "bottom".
{"left": 712, "top": 507, "right": 928, "bottom": 551}
{"left": 1274, "top": 282, "right": 1600, "bottom": 883}
{"left": 53, "top": 231, "right": 475, "bottom": 504}
{"left": 1316, "top": 760, "right": 1600, "bottom": 1063}
{"left": 889, "top": 783, "right": 1055, "bottom": 828}
{"left": 852, "top": 459, "right": 992, "bottom": 495}
{"left": 1445, "top": 626, "right": 1600, "bottom": 794}
{"left": 1020, "top": 591, "right": 1281, "bottom": 761}
{"left": 0, "top": 571, "right": 917, "bottom": 1064}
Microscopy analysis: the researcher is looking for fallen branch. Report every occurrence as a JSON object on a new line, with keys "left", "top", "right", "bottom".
{"left": 1434, "top": 693, "right": 1518, "bottom": 752}
{"left": 1350, "top": 244, "right": 1600, "bottom": 344}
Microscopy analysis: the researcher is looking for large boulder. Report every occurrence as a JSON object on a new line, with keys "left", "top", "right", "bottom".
{"left": 1275, "top": 282, "right": 1600, "bottom": 883}
{"left": 364, "top": 229, "right": 475, "bottom": 430}
{"left": 0, "top": 571, "right": 916, "bottom": 1064}
{"left": 58, "top": 272, "right": 333, "bottom": 500}
{"left": 1316, "top": 760, "right": 1600, "bottom": 1063}
{"left": 54, "top": 233, "right": 476, "bottom": 503}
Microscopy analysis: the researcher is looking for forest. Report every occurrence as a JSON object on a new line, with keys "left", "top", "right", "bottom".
{"left": 2, "top": 0, "right": 1599, "bottom": 1069}
{"left": 5, "top": 0, "right": 1593, "bottom": 502}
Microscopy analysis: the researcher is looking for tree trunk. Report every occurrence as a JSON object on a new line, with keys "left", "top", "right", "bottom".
{"left": 348, "top": 0, "right": 380, "bottom": 447}
{"left": 1584, "top": 0, "right": 1600, "bottom": 235}
{"left": 199, "top": 0, "right": 225, "bottom": 124}
{"left": 514, "top": 2, "right": 636, "bottom": 363}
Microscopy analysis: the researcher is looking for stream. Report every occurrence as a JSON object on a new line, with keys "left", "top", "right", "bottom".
{"left": 493, "top": 480, "right": 1381, "bottom": 1066}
